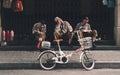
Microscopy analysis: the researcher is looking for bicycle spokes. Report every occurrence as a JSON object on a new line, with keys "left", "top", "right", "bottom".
{"left": 39, "top": 51, "right": 56, "bottom": 70}
{"left": 81, "top": 52, "right": 95, "bottom": 71}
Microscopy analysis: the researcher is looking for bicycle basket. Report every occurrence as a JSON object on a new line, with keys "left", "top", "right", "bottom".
{"left": 78, "top": 37, "right": 92, "bottom": 49}
{"left": 41, "top": 41, "right": 51, "bottom": 49}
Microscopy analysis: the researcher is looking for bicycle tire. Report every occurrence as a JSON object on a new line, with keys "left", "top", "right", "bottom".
{"left": 39, "top": 51, "right": 56, "bottom": 70}
{"left": 81, "top": 51, "right": 95, "bottom": 71}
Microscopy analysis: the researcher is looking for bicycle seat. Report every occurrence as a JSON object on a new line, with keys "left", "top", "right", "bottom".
{"left": 54, "top": 39, "right": 63, "bottom": 43}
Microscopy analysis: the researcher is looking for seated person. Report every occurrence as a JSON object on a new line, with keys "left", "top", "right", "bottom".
{"left": 75, "top": 17, "right": 98, "bottom": 48}
{"left": 32, "top": 21, "right": 46, "bottom": 49}
{"left": 54, "top": 17, "right": 73, "bottom": 45}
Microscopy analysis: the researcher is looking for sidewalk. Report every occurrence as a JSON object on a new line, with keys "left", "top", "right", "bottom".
{"left": 0, "top": 45, "right": 120, "bottom": 69}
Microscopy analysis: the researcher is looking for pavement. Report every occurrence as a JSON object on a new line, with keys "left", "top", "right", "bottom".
{"left": 0, "top": 45, "right": 120, "bottom": 70}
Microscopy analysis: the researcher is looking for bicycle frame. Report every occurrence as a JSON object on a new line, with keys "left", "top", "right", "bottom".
{"left": 53, "top": 38, "right": 86, "bottom": 63}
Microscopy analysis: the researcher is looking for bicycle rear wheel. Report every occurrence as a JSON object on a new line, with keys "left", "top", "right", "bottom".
{"left": 39, "top": 51, "right": 56, "bottom": 70}
{"left": 81, "top": 51, "right": 95, "bottom": 71}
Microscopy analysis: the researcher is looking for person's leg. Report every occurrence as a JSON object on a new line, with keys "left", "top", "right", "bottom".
{"left": 36, "top": 38, "right": 42, "bottom": 49}
{"left": 36, "top": 32, "right": 46, "bottom": 49}
{"left": 92, "top": 30, "right": 98, "bottom": 42}
{"left": 54, "top": 32, "right": 61, "bottom": 40}
{"left": 34, "top": 34, "right": 40, "bottom": 49}
{"left": 91, "top": 30, "right": 98, "bottom": 48}
{"left": 41, "top": 32, "right": 46, "bottom": 41}
{"left": 68, "top": 32, "right": 74, "bottom": 45}
{"left": 79, "top": 31, "right": 83, "bottom": 39}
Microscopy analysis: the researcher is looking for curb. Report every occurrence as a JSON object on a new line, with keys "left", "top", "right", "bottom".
{"left": 0, "top": 45, "right": 120, "bottom": 51}
{"left": 0, "top": 62, "right": 120, "bottom": 69}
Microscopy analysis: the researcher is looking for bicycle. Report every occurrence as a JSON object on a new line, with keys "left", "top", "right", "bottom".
{"left": 37, "top": 30, "right": 95, "bottom": 71}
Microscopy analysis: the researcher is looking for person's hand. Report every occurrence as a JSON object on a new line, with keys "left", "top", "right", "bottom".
{"left": 37, "top": 31, "right": 40, "bottom": 33}
{"left": 32, "top": 30, "right": 38, "bottom": 34}
{"left": 82, "top": 30, "right": 88, "bottom": 32}
{"left": 38, "top": 38, "right": 42, "bottom": 41}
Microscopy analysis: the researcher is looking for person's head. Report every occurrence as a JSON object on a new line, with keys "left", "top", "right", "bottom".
{"left": 54, "top": 17, "right": 63, "bottom": 24}
{"left": 82, "top": 17, "right": 89, "bottom": 23}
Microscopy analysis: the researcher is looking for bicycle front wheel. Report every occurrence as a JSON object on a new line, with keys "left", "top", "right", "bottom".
{"left": 81, "top": 51, "right": 95, "bottom": 71}
{"left": 39, "top": 51, "right": 56, "bottom": 70}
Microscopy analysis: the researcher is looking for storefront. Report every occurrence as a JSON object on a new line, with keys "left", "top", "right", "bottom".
{"left": 0, "top": 0, "right": 118, "bottom": 45}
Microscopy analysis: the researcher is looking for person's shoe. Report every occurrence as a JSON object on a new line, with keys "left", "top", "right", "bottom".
{"left": 96, "top": 37, "right": 101, "bottom": 41}
{"left": 92, "top": 42, "right": 97, "bottom": 49}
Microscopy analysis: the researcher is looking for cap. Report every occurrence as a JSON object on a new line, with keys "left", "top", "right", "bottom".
{"left": 54, "top": 16, "right": 60, "bottom": 22}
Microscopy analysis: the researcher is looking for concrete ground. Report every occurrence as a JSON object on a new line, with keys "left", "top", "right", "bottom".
{"left": 0, "top": 45, "right": 120, "bottom": 69}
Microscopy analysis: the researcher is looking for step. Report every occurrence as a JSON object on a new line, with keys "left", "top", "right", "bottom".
{"left": 0, "top": 45, "right": 120, "bottom": 51}
{"left": 0, "top": 50, "right": 120, "bottom": 69}
{"left": 1, "top": 40, "right": 115, "bottom": 46}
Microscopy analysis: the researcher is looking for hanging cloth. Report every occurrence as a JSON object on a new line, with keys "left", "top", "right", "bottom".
{"left": 12, "top": 0, "right": 23, "bottom": 12}
{"left": 3, "top": 0, "right": 13, "bottom": 8}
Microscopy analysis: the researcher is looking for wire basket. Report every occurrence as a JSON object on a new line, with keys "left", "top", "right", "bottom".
{"left": 78, "top": 37, "right": 92, "bottom": 49}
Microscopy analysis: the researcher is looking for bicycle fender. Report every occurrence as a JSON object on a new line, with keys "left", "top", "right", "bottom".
{"left": 37, "top": 50, "right": 57, "bottom": 60}
{"left": 79, "top": 51, "right": 84, "bottom": 62}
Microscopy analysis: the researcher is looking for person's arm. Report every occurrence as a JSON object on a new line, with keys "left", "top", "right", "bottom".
{"left": 43, "top": 24, "right": 46, "bottom": 33}
{"left": 32, "top": 24, "right": 38, "bottom": 34}
{"left": 75, "top": 23, "right": 81, "bottom": 31}
{"left": 54, "top": 25, "right": 60, "bottom": 33}
{"left": 65, "top": 21, "right": 73, "bottom": 32}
